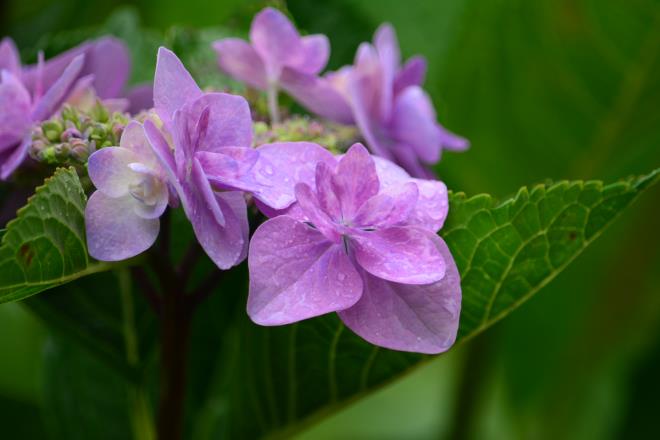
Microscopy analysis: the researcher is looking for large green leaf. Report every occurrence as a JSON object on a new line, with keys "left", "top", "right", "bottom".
{"left": 0, "top": 168, "right": 111, "bottom": 304}
{"left": 36, "top": 170, "right": 658, "bottom": 439}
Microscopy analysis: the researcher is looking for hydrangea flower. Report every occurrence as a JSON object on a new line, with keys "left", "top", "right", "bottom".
{"left": 212, "top": 7, "right": 350, "bottom": 123}
{"left": 283, "top": 24, "right": 469, "bottom": 178}
{"left": 140, "top": 47, "right": 253, "bottom": 269}
{"left": 0, "top": 36, "right": 146, "bottom": 179}
{"left": 85, "top": 121, "right": 168, "bottom": 261}
{"left": 247, "top": 144, "right": 461, "bottom": 354}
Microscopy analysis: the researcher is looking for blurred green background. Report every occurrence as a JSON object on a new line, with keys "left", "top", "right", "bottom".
{"left": 1, "top": 0, "right": 659, "bottom": 438}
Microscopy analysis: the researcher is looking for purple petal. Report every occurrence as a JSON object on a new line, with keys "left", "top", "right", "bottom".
{"left": 0, "top": 136, "right": 30, "bottom": 180}
{"left": 83, "top": 37, "right": 130, "bottom": 99}
{"left": 212, "top": 39, "right": 267, "bottom": 90}
{"left": 352, "top": 182, "right": 418, "bottom": 229}
{"left": 391, "top": 143, "right": 433, "bottom": 179}
{"left": 390, "top": 86, "right": 441, "bottom": 164}
{"left": 125, "top": 83, "right": 154, "bottom": 114}
{"left": 373, "top": 156, "right": 449, "bottom": 231}
{"left": 314, "top": 161, "right": 341, "bottom": 221}
{"left": 373, "top": 24, "right": 400, "bottom": 118}
{"left": 85, "top": 191, "right": 160, "bottom": 261}
{"left": 332, "top": 143, "right": 380, "bottom": 220}
{"left": 438, "top": 123, "right": 470, "bottom": 152}
{"left": 394, "top": 56, "right": 426, "bottom": 95}
{"left": 143, "top": 119, "right": 178, "bottom": 187}
{"left": 294, "top": 182, "right": 340, "bottom": 242}
{"left": 88, "top": 146, "right": 137, "bottom": 197}
{"left": 218, "top": 191, "right": 250, "bottom": 263}
{"left": 0, "top": 71, "right": 31, "bottom": 152}
{"left": 0, "top": 38, "right": 21, "bottom": 77}
{"left": 22, "top": 41, "right": 90, "bottom": 96}
{"left": 280, "top": 68, "right": 354, "bottom": 124}
{"left": 247, "top": 215, "right": 362, "bottom": 325}
{"left": 249, "top": 7, "right": 301, "bottom": 78}
{"left": 197, "top": 147, "right": 260, "bottom": 191}
{"left": 31, "top": 54, "right": 84, "bottom": 122}
{"left": 288, "top": 34, "right": 330, "bottom": 75}
{"left": 154, "top": 47, "right": 202, "bottom": 127}
{"left": 252, "top": 141, "right": 336, "bottom": 209}
{"left": 180, "top": 161, "right": 248, "bottom": 269}
{"left": 339, "top": 237, "right": 461, "bottom": 354}
{"left": 177, "top": 93, "right": 253, "bottom": 152}
{"left": 352, "top": 226, "right": 445, "bottom": 284}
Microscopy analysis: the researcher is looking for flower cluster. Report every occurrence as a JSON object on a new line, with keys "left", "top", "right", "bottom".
{"left": 1, "top": 8, "right": 465, "bottom": 354}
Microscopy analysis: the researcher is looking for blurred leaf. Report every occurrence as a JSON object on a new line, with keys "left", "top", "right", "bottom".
{"left": 0, "top": 168, "right": 111, "bottom": 304}
{"left": 42, "top": 335, "right": 135, "bottom": 440}
{"left": 24, "top": 271, "right": 158, "bottom": 381}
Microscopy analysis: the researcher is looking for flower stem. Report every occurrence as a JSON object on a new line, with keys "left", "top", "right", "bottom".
{"left": 267, "top": 83, "right": 280, "bottom": 125}
{"left": 156, "top": 280, "right": 191, "bottom": 440}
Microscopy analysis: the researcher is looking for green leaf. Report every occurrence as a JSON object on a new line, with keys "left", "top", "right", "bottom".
{"left": 37, "top": 170, "right": 657, "bottom": 439}
{"left": 0, "top": 168, "right": 111, "bottom": 304}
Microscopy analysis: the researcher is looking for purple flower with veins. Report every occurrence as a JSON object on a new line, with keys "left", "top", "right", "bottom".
{"left": 85, "top": 121, "right": 169, "bottom": 261}
{"left": 212, "top": 7, "right": 351, "bottom": 123}
{"left": 0, "top": 36, "right": 149, "bottom": 179}
{"left": 142, "top": 47, "right": 253, "bottom": 269}
{"left": 247, "top": 144, "right": 461, "bottom": 354}
{"left": 286, "top": 24, "right": 469, "bottom": 178}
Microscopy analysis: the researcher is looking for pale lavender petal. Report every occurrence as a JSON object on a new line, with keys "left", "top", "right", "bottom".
{"left": 212, "top": 39, "right": 267, "bottom": 90}
{"left": 85, "top": 191, "right": 159, "bottom": 261}
{"left": 88, "top": 146, "right": 138, "bottom": 197}
{"left": 247, "top": 215, "right": 362, "bottom": 325}
{"left": 0, "top": 137, "right": 30, "bottom": 180}
{"left": 179, "top": 93, "right": 253, "bottom": 152}
{"left": 352, "top": 182, "right": 418, "bottom": 229}
{"left": 31, "top": 54, "right": 84, "bottom": 121}
{"left": 373, "top": 156, "right": 449, "bottom": 231}
{"left": 390, "top": 86, "right": 441, "bottom": 164}
{"left": 294, "top": 182, "right": 340, "bottom": 242}
{"left": 394, "top": 56, "right": 426, "bottom": 95}
{"left": 373, "top": 24, "right": 399, "bottom": 118}
{"left": 288, "top": 34, "right": 330, "bottom": 75}
{"left": 154, "top": 47, "right": 202, "bottom": 127}
{"left": 120, "top": 121, "right": 158, "bottom": 169}
{"left": 391, "top": 142, "right": 433, "bottom": 178}
{"left": 332, "top": 144, "right": 379, "bottom": 219}
{"left": 83, "top": 37, "right": 130, "bottom": 99}
{"left": 339, "top": 237, "right": 461, "bottom": 354}
{"left": 0, "top": 38, "right": 21, "bottom": 77}
{"left": 249, "top": 7, "right": 301, "bottom": 78}
{"left": 0, "top": 72, "right": 31, "bottom": 152}
{"left": 280, "top": 68, "right": 354, "bottom": 124}
{"left": 352, "top": 226, "right": 445, "bottom": 284}
{"left": 125, "top": 83, "right": 154, "bottom": 114}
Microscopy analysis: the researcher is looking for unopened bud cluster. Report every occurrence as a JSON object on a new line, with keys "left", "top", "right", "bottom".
{"left": 253, "top": 116, "right": 359, "bottom": 153}
{"left": 30, "top": 101, "right": 130, "bottom": 166}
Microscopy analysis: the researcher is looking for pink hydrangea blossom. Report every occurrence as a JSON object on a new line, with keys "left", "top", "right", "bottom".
{"left": 247, "top": 144, "right": 461, "bottom": 354}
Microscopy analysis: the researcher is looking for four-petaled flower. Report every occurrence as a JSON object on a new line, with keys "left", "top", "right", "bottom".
{"left": 247, "top": 144, "right": 461, "bottom": 353}
{"left": 86, "top": 121, "right": 169, "bottom": 261}
{"left": 212, "top": 7, "right": 349, "bottom": 123}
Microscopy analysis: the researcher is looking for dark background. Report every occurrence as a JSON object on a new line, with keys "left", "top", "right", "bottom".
{"left": 1, "top": 0, "right": 659, "bottom": 438}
